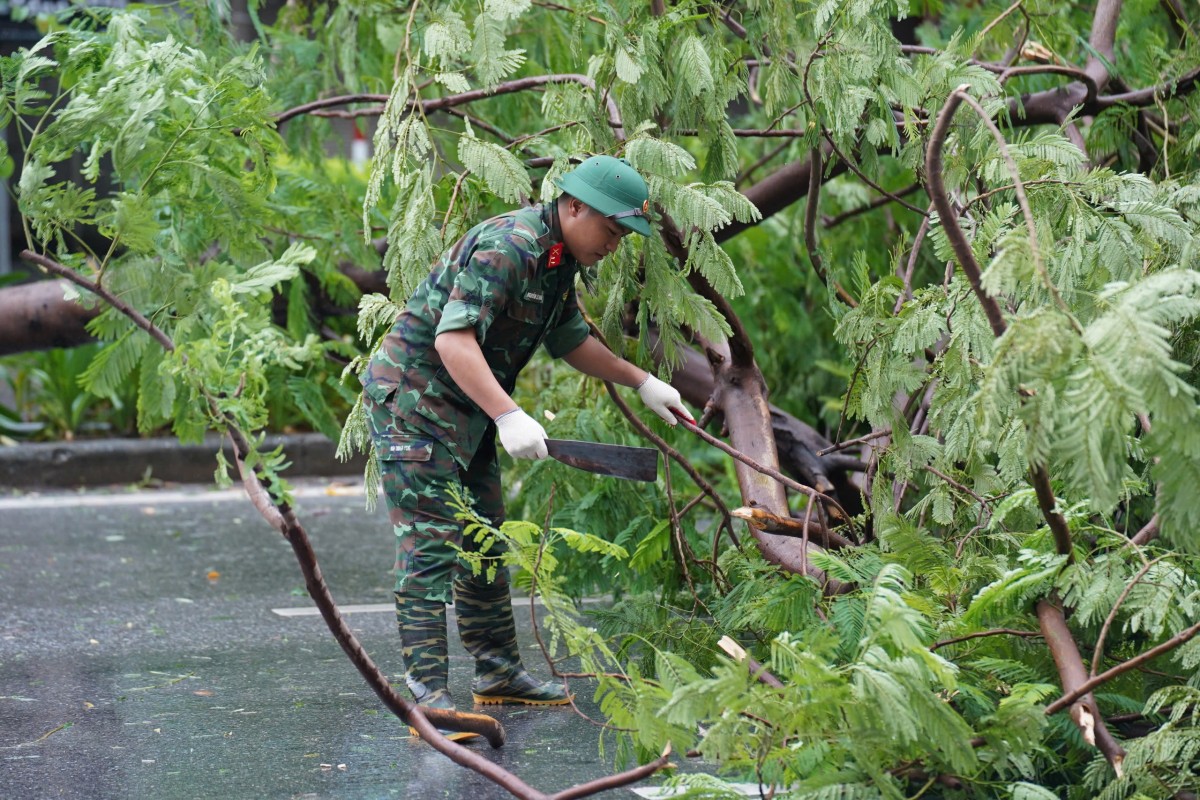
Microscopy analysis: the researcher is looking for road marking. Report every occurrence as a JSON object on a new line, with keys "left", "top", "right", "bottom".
{"left": 630, "top": 786, "right": 773, "bottom": 798}
{"left": 272, "top": 596, "right": 610, "bottom": 617}
{"left": 0, "top": 482, "right": 365, "bottom": 511}
{"left": 272, "top": 603, "right": 393, "bottom": 617}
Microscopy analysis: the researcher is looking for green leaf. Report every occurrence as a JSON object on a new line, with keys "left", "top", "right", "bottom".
{"left": 423, "top": 9, "right": 471, "bottom": 60}
{"left": 458, "top": 136, "right": 529, "bottom": 204}
{"left": 1009, "top": 783, "right": 1060, "bottom": 800}
{"left": 629, "top": 519, "right": 670, "bottom": 571}
{"left": 231, "top": 243, "right": 315, "bottom": 295}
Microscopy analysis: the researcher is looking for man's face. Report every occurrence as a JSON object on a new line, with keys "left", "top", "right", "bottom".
{"left": 560, "top": 197, "right": 632, "bottom": 266}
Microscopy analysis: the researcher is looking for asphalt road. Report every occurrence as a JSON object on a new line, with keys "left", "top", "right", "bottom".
{"left": 0, "top": 479, "right": 694, "bottom": 800}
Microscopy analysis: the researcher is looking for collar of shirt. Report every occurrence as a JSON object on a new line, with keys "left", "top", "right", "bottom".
{"left": 540, "top": 201, "right": 562, "bottom": 244}
{"left": 538, "top": 202, "right": 574, "bottom": 262}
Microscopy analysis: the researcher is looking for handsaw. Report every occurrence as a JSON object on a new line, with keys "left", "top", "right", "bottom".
{"left": 545, "top": 439, "right": 658, "bottom": 482}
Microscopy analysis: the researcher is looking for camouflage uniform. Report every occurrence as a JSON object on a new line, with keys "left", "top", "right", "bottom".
{"left": 362, "top": 202, "right": 584, "bottom": 715}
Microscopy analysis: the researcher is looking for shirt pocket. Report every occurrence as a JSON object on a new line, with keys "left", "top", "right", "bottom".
{"left": 505, "top": 285, "right": 547, "bottom": 325}
{"left": 374, "top": 433, "right": 434, "bottom": 463}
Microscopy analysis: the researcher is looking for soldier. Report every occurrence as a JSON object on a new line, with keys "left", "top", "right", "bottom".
{"left": 361, "top": 155, "right": 694, "bottom": 742}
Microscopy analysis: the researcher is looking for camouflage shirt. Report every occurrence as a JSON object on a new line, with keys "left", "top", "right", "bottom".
{"left": 362, "top": 203, "right": 591, "bottom": 467}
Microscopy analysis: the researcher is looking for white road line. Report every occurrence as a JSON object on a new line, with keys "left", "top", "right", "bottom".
{"left": 0, "top": 482, "right": 365, "bottom": 511}
{"left": 629, "top": 785, "right": 771, "bottom": 798}
{"left": 272, "top": 603, "right": 394, "bottom": 617}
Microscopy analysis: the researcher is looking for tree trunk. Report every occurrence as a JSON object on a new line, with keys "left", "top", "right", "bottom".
{"left": 0, "top": 278, "right": 98, "bottom": 355}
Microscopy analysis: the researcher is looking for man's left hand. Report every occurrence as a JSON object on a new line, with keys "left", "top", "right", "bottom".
{"left": 636, "top": 375, "right": 695, "bottom": 426}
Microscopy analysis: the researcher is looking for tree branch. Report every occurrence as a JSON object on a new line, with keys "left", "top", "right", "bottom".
{"left": 804, "top": 146, "right": 858, "bottom": 306}
{"left": 731, "top": 505, "right": 855, "bottom": 549}
{"left": 1130, "top": 515, "right": 1160, "bottom": 547}
{"left": 1091, "top": 556, "right": 1167, "bottom": 678}
{"left": 18, "top": 254, "right": 698, "bottom": 800}
{"left": 275, "top": 74, "right": 624, "bottom": 138}
{"left": 1000, "top": 65, "right": 1098, "bottom": 107}
{"left": 924, "top": 86, "right": 1009, "bottom": 338}
{"left": 931, "top": 628, "right": 1043, "bottom": 650}
{"left": 1037, "top": 599, "right": 1127, "bottom": 774}
{"left": 1031, "top": 465, "right": 1075, "bottom": 560}
{"left": 1046, "top": 618, "right": 1200, "bottom": 716}
{"left": 548, "top": 745, "right": 672, "bottom": 800}
{"left": 1095, "top": 67, "right": 1200, "bottom": 110}
{"left": 675, "top": 415, "right": 854, "bottom": 529}
{"left": 717, "top": 635, "right": 786, "bottom": 689}
{"left": 22, "top": 251, "right": 174, "bottom": 351}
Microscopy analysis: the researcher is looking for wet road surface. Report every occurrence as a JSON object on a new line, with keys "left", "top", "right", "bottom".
{"left": 0, "top": 480, "right": 702, "bottom": 799}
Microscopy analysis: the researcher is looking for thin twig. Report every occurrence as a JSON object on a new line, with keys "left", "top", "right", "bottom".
{"left": 924, "top": 465, "right": 993, "bottom": 510}
{"left": 3, "top": 722, "right": 72, "bottom": 748}
{"left": 22, "top": 251, "right": 174, "bottom": 351}
{"left": 1091, "top": 556, "right": 1168, "bottom": 677}
{"left": 954, "top": 92, "right": 1079, "bottom": 331}
{"left": 822, "top": 131, "right": 929, "bottom": 216}
{"left": 548, "top": 745, "right": 673, "bottom": 800}
{"left": 675, "top": 415, "right": 854, "bottom": 529}
{"left": 824, "top": 183, "right": 922, "bottom": 229}
{"left": 530, "top": 0, "right": 607, "bottom": 25}
{"left": 895, "top": 210, "right": 932, "bottom": 313}
{"left": 276, "top": 74, "right": 624, "bottom": 139}
{"left": 974, "top": 0, "right": 1025, "bottom": 53}
{"left": 804, "top": 145, "right": 857, "bottom": 306}
{"left": 1047, "top": 619, "right": 1200, "bottom": 716}
{"left": 961, "top": 178, "right": 1081, "bottom": 213}
{"left": 737, "top": 141, "right": 791, "bottom": 188}
{"left": 816, "top": 428, "right": 892, "bottom": 456}
{"left": 930, "top": 628, "right": 1042, "bottom": 650}
{"left": 602, "top": 380, "right": 740, "bottom": 550}
{"left": 924, "top": 85, "right": 1008, "bottom": 337}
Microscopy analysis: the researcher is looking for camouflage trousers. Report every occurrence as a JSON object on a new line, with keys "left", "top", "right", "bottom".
{"left": 364, "top": 393, "right": 506, "bottom": 603}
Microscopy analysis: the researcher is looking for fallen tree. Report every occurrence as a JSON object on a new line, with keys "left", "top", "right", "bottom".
{"left": 6, "top": 0, "right": 1200, "bottom": 796}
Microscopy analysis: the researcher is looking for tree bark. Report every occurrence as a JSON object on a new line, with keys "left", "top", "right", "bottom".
{"left": 655, "top": 327, "right": 860, "bottom": 508}
{"left": 0, "top": 278, "right": 98, "bottom": 355}
{"left": 1037, "top": 599, "right": 1127, "bottom": 774}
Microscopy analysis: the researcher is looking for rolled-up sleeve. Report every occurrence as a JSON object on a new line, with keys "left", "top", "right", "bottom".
{"left": 434, "top": 236, "right": 522, "bottom": 339}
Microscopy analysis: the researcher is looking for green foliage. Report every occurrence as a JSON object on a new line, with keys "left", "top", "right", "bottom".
{"left": 9, "top": 1, "right": 1200, "bottom": 797}
{"left": 0, "top": 342, "right": 141, "bottom": 440}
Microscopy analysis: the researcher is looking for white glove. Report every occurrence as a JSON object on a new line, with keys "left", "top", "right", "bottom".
{"left": 494, "top": 408, "right": 549, "bottom": 460}
{"left": 636, "top": 375, "right": 695, "bottom": 426}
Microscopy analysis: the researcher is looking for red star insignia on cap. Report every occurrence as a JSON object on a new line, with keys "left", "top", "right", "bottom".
{"left": 547, "top": 242, "right": 563, "bottom": 269}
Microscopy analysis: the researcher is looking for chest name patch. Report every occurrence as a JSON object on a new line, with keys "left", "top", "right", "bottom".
{"left": 524, "top": 291, "right": 544, "bottom": 302}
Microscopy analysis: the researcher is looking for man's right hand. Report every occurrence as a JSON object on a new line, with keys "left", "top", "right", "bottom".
{"left": 494, "top": 408, "right": 549, "bottom": 460}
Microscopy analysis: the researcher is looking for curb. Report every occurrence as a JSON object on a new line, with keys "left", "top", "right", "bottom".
{"left": 0, "top": 433, "right": 366, "bottom": 489}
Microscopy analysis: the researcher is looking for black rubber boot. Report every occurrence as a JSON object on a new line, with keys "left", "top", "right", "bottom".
{"left": 453, "top": 570, "right": 571, "bottom": 706}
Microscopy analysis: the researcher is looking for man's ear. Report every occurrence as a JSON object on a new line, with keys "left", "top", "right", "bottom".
{"left": 565, "top": 196, "right": 588, "bottom": 219}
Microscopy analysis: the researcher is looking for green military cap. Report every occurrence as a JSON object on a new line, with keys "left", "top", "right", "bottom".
{"left": 554, "top": 155, "right": 652, "bottom": 236}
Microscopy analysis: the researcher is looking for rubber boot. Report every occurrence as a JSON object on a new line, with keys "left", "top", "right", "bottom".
{"left": 394, "top": 592, "right": 481, "bottom": 743}
{"left": 453, "top": 569, "right": 571, "bottom": 705}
